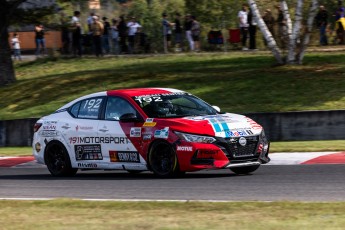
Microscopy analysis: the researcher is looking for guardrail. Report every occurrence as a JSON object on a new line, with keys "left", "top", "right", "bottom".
{"left": 1, "top": 110, "right": 345, "bottom": 147}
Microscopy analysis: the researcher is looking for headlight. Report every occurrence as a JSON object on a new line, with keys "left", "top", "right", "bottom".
{"left": 174, "top": 131, "right": 216, "bottom": 143}
{"left": 260, "top": 130, "right": 269, "bottom": 152}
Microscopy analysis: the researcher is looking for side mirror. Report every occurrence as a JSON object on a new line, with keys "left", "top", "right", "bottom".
{"left": 212, "top": 106, "right": 221, "bottom": 113}
{"left": 119, "top": 113, "right": 143, "bottom": 122}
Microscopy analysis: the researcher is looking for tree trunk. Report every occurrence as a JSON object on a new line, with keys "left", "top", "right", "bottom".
{"left": 0, "top": 0, "right": 27, "bottom": 86}
{"left": 248, "top": 0, "right": 284, "bottom": 64}
{"left": 287, "top": 0, "right": 304, "bottom": 64}
{"left": 297, "top": 0, "right": 319, "bottom": 64}
{"left": 280, "top": 0, "right": 293, "bottom": 43}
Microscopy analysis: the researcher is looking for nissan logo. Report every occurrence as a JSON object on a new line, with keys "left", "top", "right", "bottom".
{"left": 239, "top": 137, "right": 247, "bottom": 146}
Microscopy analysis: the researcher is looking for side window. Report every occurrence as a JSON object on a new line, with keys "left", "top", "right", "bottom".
{"left": 105, "top": 97, "right": 137, "bottom": 121}
{"left": 70, "top": 102, "right": 81, "bottom": 117}
{"left": 77, "top": 97, "right": 104, "bottom": 119}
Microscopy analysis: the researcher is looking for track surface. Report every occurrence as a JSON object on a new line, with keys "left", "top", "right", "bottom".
{"left": 1, "top": 165, "right": 345, "bottom": 201}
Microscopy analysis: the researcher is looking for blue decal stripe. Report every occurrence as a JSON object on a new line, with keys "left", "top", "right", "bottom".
{"left": 209, "top": 119, "right": 222, "bottom": 132}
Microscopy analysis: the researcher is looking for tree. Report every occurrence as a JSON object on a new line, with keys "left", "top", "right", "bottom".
{"left": 0, "top": 0, "right": 57, "bottom": 86}
{"left": 249, "top": 0, "right": 319, "bottom": 65}
{"left": 0, "top": 0, "right": 27, "bottom": 86}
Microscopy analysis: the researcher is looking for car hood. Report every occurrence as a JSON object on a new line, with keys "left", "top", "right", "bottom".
{"left": 156, "top": 113, "right": 263, "bottom": 138}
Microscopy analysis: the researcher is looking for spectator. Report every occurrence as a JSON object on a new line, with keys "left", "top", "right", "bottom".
{"left": 276, "top": 5, "right": 287, "bottom": 48}
{"left": 191, "top": 16, "right": 201, "bottom": 52}
{"left": 118, "top": 15, "right": 127, "bottom": 54}
{"left": 127, "top": 17, "right": 141, "bottom": 54}
{"left": 11, "top": 33, "right": 22, "bottom": 61}
{"left": 238, "top": 4, "right": 249, "bottom": 50}
{"left": 174, "top": 12, "right": 183, "bottom": 52}
{"left": 71, "top": 11, "right": 82, "bottom": 57}
{"left": 87, "top": 12, "right": 95, "bottom": 32}
{"left": 248, "top": 7, "right": 258, "bottom": 50}
{"left": 315, "top": 5, "right": 328, "bottom": 46}
{"left": 35, "top": 24, "right": 45, "bottom": 56}
{"left": 184, "top": 14, "right": 194, "bottom": 51}
{"left": 91, "top": 15, "right": 104, "bottom": 57}
{"left": 102, "top": 17, "right": 111, "bottom": 54}
{"left": 263, "top": 9, "right": 275, "bottom": 38}
{"left": 335, "top": 3, "right": 345, "bottom": 44}
{"left": 162, "top": 13, "right": 173, "bottom": 52}
{"left": 111, "top": 18, "right": 120, "bottom": 54}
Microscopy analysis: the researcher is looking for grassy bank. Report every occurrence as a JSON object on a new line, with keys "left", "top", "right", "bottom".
{"left": 1, "top": 52, "right": 345, "bottom": 120}
{"left": 1, "top": 140, "right": 344, "bottom": 157}
{"left": 1, "top": 200, "right": 345, "bottom": 230}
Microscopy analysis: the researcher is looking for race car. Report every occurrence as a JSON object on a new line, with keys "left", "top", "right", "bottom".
{"left": 33, "top": 88, "right": 270, "bottom": 177}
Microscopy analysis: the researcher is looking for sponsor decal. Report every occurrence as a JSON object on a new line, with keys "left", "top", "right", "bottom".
{"left": 177, "top": 146, "right": 193, "bottom": 152}
{"left": 109, "top": 151, "right": 140, "bottom": 163}
{"left": 133, "top": 93, "right": 185, "bottom": 104}
{"left": 226, "top": 129, "right": 253, "bottom": 137}
{"left": 76, "top": 125, "right": 93, "bottom": 132}
{"left": 69, "top": 136, "right": 131, "bottom": 144}
{"left": 130, "top": 127, "right": 141, "bottom": 137}
{"left": 77, "top": 162, "right": 98, "bottom": 168}
{"left": 239, "top": 137, "right": 247, "bottom": 147}
{"left": 143, "top": 134, "right": 152, "bottom": 140}
{"left": 75, "top": 145, "right": 103, "bottom": 160}
{"left": 246, "top": 118, "right": 262, "bottom": 130}
{"left": 197, "top": 149, "right": 220, "bottom": 159}
{"left": 61, "top": 123, "right": 71, "bottom": 130}
{"left": 39, "top": 130, "right": 58, "bottom": 137}
{"left": 154, "top": 127, "right": 169, "bottom": 139}
{"left": 35, "top": 142, "right": 41, "bottom": 152}
{"left": 143, "top": 118, "right": 157, "bottom": 127}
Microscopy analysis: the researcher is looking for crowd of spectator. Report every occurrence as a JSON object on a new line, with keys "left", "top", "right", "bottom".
{"left": 10, "top": 2, "right": 345, "bottom": 60}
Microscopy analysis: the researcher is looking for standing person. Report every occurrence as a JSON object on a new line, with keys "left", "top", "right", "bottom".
{"left": 174, "top": 12, "right": 183, "bottom": 52}
{"left": 102, "top": 17, "right": 111, "bottom": 54}
{"left": 315, "top": 5, "right": 328, "bottom": 46}
{"left": 111, "top": 18, "right": 120, "bottom": 54}
{"left": 118, "top": 15, "right": 127, "bottom": 54}
{"left": 35, "top": 24, "right": 45, "bottom": 56}
{"left": 238, "top": 4, "right": 249, "bottom": 50}
{"left": 11, "top": 33, "right": 22, "bottom": 61}
{"left": 191, "top": 16, "right": 201, "bottom": 52}
{"left": 248, "top": 7, "right": 258, "bottom": 50}
{"left": 91, "top": 15, "right": 104, "bottom": 57}
{"left": 87, "top": 12, "right": 95, "bottom": 32}
{"left": 127, "top": 17, "right": 141, "bottom": 54}
{"left": 162, "top": 13, "right": 173, "bottom": 52}
{"left": 184, "top": 14, "right": 194, "bottom": 51}
{"left": 71, "top": 11, "right": 82, "bottom": 57}
{"left": 263, "top": 9, "right": 275, "bottom": 38}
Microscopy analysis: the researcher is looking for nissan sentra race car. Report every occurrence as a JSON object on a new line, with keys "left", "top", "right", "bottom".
{"left": 33, "top": 88, "right": 270, "bottom": 177}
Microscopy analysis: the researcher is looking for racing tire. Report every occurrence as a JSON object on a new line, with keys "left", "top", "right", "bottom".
{"left": 44, "top": 142, "right": 78, "bottom": 177}
{"left": 148, "top": 141, "right": 182, "bottom": 178}
{"left": 230, "top": 165, "right": 260, "bottom": 175}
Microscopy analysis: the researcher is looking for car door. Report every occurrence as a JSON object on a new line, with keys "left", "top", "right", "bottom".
{"left": 66, "top": 97, "right": 104, "bottom": 167}
{"left": 98, "top": 96, "right": 146, "bottom": 170}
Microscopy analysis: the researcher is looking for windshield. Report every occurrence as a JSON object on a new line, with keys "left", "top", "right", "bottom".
{"left": 133, "top": 93, "right": 218, "bottom": 118}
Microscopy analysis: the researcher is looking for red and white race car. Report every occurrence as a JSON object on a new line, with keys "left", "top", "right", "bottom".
{"left": 33, "top": 88, "right": 270, "bottom": 177}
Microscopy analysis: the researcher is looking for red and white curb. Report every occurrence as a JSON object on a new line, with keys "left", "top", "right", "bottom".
{"left": 1, "top": 152, "right": 345, "bottom": 168}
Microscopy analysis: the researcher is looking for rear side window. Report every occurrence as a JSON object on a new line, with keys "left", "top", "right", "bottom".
{"left": 69, "top": 97, "right": 104, "bottom": 119}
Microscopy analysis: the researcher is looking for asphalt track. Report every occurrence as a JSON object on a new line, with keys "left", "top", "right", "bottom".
{"left": 1, "top": 155, "right": 345, "bottom": 201}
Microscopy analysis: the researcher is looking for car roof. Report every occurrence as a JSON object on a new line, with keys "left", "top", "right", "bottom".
{"left": 107, "top": 88, "right": 186, "bottom": 97}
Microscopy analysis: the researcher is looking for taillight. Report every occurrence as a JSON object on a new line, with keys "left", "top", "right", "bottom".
{"left": 34, "top": 123, "right": 42, "bottom": 132}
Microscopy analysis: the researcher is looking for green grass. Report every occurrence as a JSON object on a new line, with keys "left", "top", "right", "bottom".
{"left": 1, "top": 200, "right": 345, "bottom": 230}
{"left": 1, "top": 52, "right": 345, "bottom": 120}
{"left": 1, "top": 140, "right": 344, "bottom": 157}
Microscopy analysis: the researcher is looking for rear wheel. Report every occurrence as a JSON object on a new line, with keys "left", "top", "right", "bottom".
{"left": 148, "top": 141, "right": 181, "bottom": 178}
{"left": 45, "top": 142, "right": 78, "bottom": 177}
{"left": 230, "top": 165, "right": 260, "bottom": 175}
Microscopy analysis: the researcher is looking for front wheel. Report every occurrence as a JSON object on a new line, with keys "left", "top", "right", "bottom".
{"left": 230, "top": 165, "right": 260, "bottom": 175}
{"left": 45, "top": 142, "right": 78, "bottom": 177}
{"left": 148, "top": 141, "right": 181, "bottom": 178}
